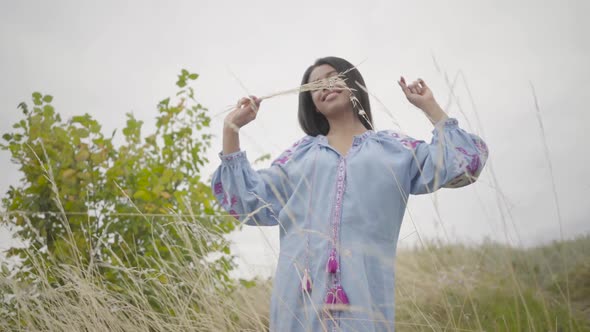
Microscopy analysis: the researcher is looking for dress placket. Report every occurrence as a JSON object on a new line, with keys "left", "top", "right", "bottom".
{"left": 308, "top": 133, "right": 372, "bottom": 329}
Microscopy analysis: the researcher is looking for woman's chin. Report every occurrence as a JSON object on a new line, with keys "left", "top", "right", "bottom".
{"left": 320, "top": 104, "right": 354, "bottom": 118}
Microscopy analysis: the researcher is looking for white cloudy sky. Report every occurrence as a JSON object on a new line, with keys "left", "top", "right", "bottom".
{"left": 1, "top": 0, "right": 589, "bottom": 278}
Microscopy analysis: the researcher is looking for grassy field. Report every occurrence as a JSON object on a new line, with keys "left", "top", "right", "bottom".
{"left": 394, "top": 236, "right": 590, "bottom": 331}
{"left": 1, "top": 224, "right": 588, "bottom": 331}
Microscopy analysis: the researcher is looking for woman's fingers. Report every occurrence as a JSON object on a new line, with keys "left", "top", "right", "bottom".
{"left": 409, "top": 82, "right": 418, "bottom": 94}
{"left": 397, "top": 76, "right": 428, "bottom": 97}
{"left": 227, "top": 95, "right": 262, "bottom": 130}
{"left": 236, "top": 96, "right": 261, "bottom": 112}
{"left": 418, "top": 78, "right": 427, "bottom": 89}
{"left": 398, "top": 76, "right": 411, "bottom": 96}
{"left": 249, "top": 95, "right": 262, "bottom": 112}
{"left": 236, "top": 97, "right": 250, "bottom": 109}
{"left": 418, "top": 79, "right": 428, "bottom": 95}
{"left": 400, "top": 76, "right": 431, "bottom": 98}
{"left": 415, "top": 80, "right": 424, "bottom": 94}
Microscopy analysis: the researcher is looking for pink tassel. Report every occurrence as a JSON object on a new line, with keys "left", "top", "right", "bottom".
{"left": 326, "top": 249, "right": 338, "bottom": 273}
{"left": 334, "top": 285, "right": 349, "bottom": 305}
{"left": 324, "top": 288, "right": 335, "bottom": 304}
{"left": 301, "top": 269, "right": 312, "bottom": 293}
{"left": 324, "top": 285, "right": 350, "bottom": 310}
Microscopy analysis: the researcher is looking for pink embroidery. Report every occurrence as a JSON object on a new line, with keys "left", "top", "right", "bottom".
{"left": 274, "top": 155, "right": 290, "bottom": 165}
{"left": 230, "top": 195, "right": 238, "bottom": 207}
{"left": 214, "top": 182, "right": 223, "bottom": 195}
{"left": 272, "top": 137, "right": 310, "bottom": 166}
{"left": 388, "top": 131, "right": 424, "bottom": 150}
{"left": 229, "top": 209, "right": 239, "bottom": 220}
{"left": 325, "top": 158, "right": 346, "bottom": 278}
{"left": 455, "top": 147, "right": 480, "bottom": 176}
{"left": 221, "top": 192, "right": 229, "bottom": 206}
{"left": 400, "top": 138, "right": 422, "bottom": 149}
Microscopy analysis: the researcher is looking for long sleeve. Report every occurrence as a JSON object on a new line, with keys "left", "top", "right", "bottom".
{"left": 211, "top": 150, "right": 288, "bottom": 226}
{"left": 379, "top": 118, "right": 488, "bottom": 195}
{"left": 211, "top": 136, "right": 313, "bottom": 226}
{"left": 407, "top": 118, "right": 488, "bottom": 195}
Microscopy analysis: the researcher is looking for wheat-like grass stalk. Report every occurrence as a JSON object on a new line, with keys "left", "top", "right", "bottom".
{"left": 214, "top": 66, "right": 360, "bottom": 120}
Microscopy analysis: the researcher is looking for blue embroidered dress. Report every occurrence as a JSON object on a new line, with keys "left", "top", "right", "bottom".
{"left": 211, "top": 118, "right": 488, "bottom": 331}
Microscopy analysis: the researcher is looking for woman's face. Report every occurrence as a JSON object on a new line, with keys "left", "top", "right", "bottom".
{"left": 308, "top": 64, "right": 352, "bottom": 117}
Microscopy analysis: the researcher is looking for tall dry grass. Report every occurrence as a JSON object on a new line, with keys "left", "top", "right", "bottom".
{"left": 394, "top": 237, "right": 590, "bottom": 331}
{"left": 1, "top": 227, "right": 588, "bottom": 331}
{"left": 0, "top": 214, "right": 272, "bottom": 331}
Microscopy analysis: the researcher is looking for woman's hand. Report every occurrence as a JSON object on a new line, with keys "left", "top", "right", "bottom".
{"left": 222, "top": 96, "right": 261, "bottom": 155}
{"left": 224, "top": 96, "right": 262, "bottom": 132}
{"left": 398, "top": 77, "right": 448, "bottom": 124}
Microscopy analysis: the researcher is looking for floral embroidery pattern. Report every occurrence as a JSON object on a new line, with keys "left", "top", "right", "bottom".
{"left": 454, "top": 147, "right": 481, "bottom": 176}
{"left": 214, "top": 182, "right": 223, "bottom": 195}
{"left": 387, "top": 132, "right": 424, "bottom": 150}
{"left": 217, "top": 190, "right": 240, "bottom": 220}
{"left": 220, "top": 154, "right": 238, "bottom": 162}
{"left": 221, "top": 193, "right": 238, "bottom": 207}
{"left": 272, "top": 137, "right": 310, "bottom": 166}
{"left": 219, "top": 191, "right": 238, "bottom": 209}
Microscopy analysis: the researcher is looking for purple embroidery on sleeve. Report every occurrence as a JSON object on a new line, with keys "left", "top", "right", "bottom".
{"left": 214, "top": 182, "right": 223, "bottom": 195}
{"left": 272, "top": 137, "right": 310, "bottom": 166}
{"left": 230, "top": 195, "right": 238, "bottom": 207}
{"left": 455, "top": 147, "right": 481, "bottom": 176}
{"left": 221, "top": 192, "right": 229, "bottom": 206}
{"left": 400, "top": 138, "right": 422, "bottom": 150}
{"left": 229, "top": 209, "right": 239, "bottom": 220}
{"left": 388, "top": 132, "right": 424, "bottom": 150}
{"left": 274, "top": 155, "right": 290, "bottom": 165}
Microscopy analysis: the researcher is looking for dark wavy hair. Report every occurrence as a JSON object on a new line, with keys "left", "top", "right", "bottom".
{"left": 298, "top": 57, "right": 373, "bottom": 136}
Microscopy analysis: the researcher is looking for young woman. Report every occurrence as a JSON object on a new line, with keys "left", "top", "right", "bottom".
{"left": 212, "top": 57, "right": 488, "bottom": 331}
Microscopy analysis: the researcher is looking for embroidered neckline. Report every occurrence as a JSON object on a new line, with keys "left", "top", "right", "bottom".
{"left": 316, "top": 130, "right": 375, "bottom": 154}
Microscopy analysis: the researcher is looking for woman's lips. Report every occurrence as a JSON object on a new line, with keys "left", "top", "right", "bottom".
{"left": 323, "top": 91, "right": 340, "bottom": 101}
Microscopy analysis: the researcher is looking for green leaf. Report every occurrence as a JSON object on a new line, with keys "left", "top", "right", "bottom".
{"left": 159, "top": 98, "right": 170, "bottom": 107}
{"left": 188, "top": 73, "right": 198, "bottom": 80}
{"left": 18, "top": 102, "right": 29, "bottom": 115}
{"left": 133, "top": 190, "right": 151, "bottom": 201}
{"left": 77, "top": 128, "right": 89, "bottom": 138}
{"left": 239, "top": 278, "right": 257, "bottom": 289}
{"left": 253, "top": 153, "right": 271, "bottom": 165}
{"left": 43, "top": 105, "right": 55, "bottom": 117}
{"left": 42, "top": 95, "right": 53, "bottom": 103}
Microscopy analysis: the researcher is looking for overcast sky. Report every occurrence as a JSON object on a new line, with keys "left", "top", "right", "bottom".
{"left": 1, "top": 0, "right": 589, "bottom": 278}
